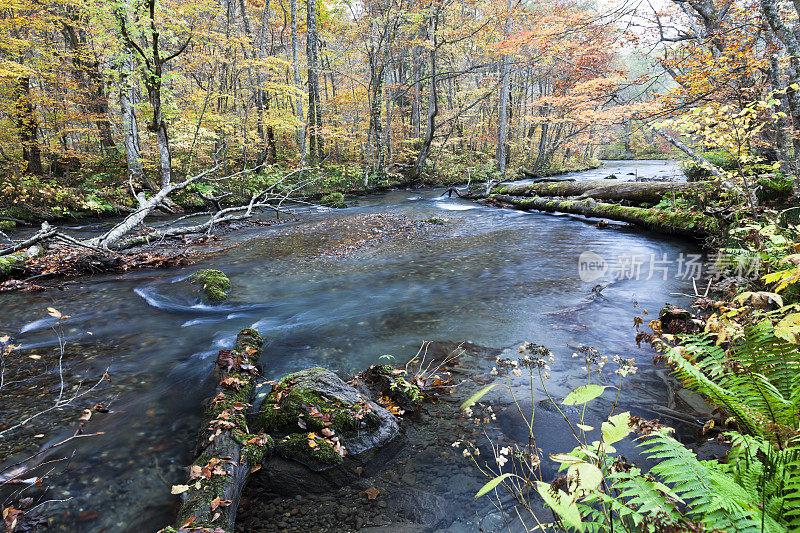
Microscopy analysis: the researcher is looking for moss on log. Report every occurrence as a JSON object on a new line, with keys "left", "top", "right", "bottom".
{"left": 174, "top": 328, "right": 273, "bottom": 533}
{"left": 0, "top": 245, "right": 44, "bottom": 278}
{"left": 494, "top": 180, "right": 716, "bottom": 204}
{"left": 489, "top": 194, "right": 719, "bottom": 238}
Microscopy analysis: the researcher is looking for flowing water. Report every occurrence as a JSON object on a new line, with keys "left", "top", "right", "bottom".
{"left": 0, "top": 160, "right": 700, "bottom": 531}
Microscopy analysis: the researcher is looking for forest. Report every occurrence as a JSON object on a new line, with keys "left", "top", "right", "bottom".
{"left": 1, "top": 0, "right": 800, "bottom": 531}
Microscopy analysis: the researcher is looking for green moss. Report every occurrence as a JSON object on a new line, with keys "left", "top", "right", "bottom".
{"left": 188, "top": 269, "right": 231, "bottom": 303}
{"left": 256, "top": 381, "right": 380, "bottom": 435}
{"left": 276, "top": 432, "right": 343, "bottom": 468}
{"left": 425, "top": 217, "right": 445, "bottom": 225}
{"left": 320, "top": 192, "right": 346, "bottom": 208}
{"left": 0, "top": 220, "right": 15, "bottom": 230}
{"left": 242, "top": 434, "right": 274, "bottom": 465}
{"left": 234, "top": 328, "right": 263, "bottom": 362}
{"left": 0, "top": 251, "right": 26, "bottom": 276}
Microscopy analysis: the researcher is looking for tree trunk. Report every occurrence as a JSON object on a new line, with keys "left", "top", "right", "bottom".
{"left": 495, "top": 180, "right": 716, "bottom": 204}
{"left": 13, "top": 77, "right": 43, "bottom": 175}
{"left": 411, "top": 9, "right": 438, "bottom": 180}
{"left": 290, "top": 0, "right": 306, "bottom": 162}
{"left": 175, "top": 328, "right": 273, "bottom": 533}
{"left": 496, "top": 0, "right": 512, "bottom": 175}
{"left": 652, "top": 127, "right": 725, "bottom": 179}
{"left": 306, "top": 0, "right": 322, "bottom": 163}
{"left": 487, "top": 194, "right": 718, "bottom": 237}
{"left": 119, "top": 54, "right": 151, "bottom": 188}
{"left": 760, "top": 0, "right": 800, "bottom": 174}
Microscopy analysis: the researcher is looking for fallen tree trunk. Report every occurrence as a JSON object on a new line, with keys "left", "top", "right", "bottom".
{"left": 172, "top": 328, "right": 274, "bottom": 533}
{"left": 494, "top": 180, "right": 716, "bottom": 204}
{"left": 488, "top": 194, "right": 719, "bottom": 237}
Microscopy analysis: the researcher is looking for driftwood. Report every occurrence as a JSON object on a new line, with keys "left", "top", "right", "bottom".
{"left": 173, "top": 328, "right": 273, "bottom": 533}
{"left": 488, "top": 194, "right": 719, "bottom": 237}
{"left": 0, "top": 166, "right": 320, "bottom": 285}
{"left": 494, "top": 180, "right": 716, "bottom": 204}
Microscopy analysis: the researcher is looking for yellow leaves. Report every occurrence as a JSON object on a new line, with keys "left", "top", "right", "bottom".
{"left": 0, "top": 60, "right": 34, "bottom": 79}
{"left": 775, "top": 313, "right": 800, "bottom": 344}
{"left": 762, "top": 257, "right": 800, "bottom": 293}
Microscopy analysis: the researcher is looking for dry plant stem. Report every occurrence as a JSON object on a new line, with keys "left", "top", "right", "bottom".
{"left": 0, "top": 369, "right": 109, "bottom": 438}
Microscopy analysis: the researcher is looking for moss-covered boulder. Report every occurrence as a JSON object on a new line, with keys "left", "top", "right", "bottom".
{"left": 188, "top": 268, "right": 231, "bottom": 303}
{"left": 320, "top": 192, "right": 347, "bottom": 208}
{"left": 255, "top": 367, "right": 398, "bottom": 470}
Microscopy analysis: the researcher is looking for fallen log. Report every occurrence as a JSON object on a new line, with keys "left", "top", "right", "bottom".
{"left": 488, "top": 194, "right": 719, "bottom": 237}
{"left": 172, "top": 328, "right": 274, "bottom": 533}
{"left": 494, "top": 180, "right": 716, "bottom": 204}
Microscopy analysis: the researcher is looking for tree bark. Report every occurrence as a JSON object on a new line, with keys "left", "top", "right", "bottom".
{"left": 13, "top": 77, "right": 43, "bottom": 175}
{"left": 306, "top": 0, "right": 322, "bottom": 163}
{"left": 290, "top": 0, "right": 306, "bottom": 162}
{"left": 496, "top": 0, "right": 513, "bottom": 175}
{"left": 119, "top": 54, "right": 151, "bottom": 189}
{"left": 495, "top": 180, "right": 716, "bottom": 204}
{"left": 760, "top": 0, "right": 800, "bottom": 169}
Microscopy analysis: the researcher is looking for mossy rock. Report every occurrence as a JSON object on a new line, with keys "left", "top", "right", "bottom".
{"left": 275, "top": 432, "right": 344, "bottom": 470}
{"left": 320, "top": 192, "right": 347, "bottom": 208}
{"left": 255, "top": 367, "right": 399, "bottom": 462}
{"left": 188, "top": 269, "right": 231, "bottom": 303}
{"left": 0, "top": 220, "right": 16, "bottom": 231}
{"left": 257, "top": 378, "right": 381, "bottom": 436}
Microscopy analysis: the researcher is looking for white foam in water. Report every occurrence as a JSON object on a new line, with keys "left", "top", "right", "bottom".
{"left": 436, "top": 202, "right": 479, "bottom": 211}
{"left": 181, "top": 318, "right": 218, "bottom": 328}
{"left": 20, "top": 317, "right": 56, "bottom": 334}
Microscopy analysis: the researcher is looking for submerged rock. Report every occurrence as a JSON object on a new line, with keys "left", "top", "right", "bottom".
{"left": 188, "top": 268, "right": 231, "bottom": 303}
{"left": 255, "top": 367, "right": 399, "bottom": 470}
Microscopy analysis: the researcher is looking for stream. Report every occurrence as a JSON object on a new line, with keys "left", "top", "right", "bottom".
{"left": 0, "top": 160, "right": 701, "bottom": 532}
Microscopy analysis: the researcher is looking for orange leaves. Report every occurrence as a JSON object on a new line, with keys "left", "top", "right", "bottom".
{"left": 189, "top": 457, "right": 230, "bottom": 481}
{"left": 220, "top": 376, "right": 248, "bottom": 391}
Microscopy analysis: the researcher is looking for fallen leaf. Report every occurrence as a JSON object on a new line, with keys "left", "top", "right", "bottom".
{"left": 362, "top": 487, "right": 380, "bottom": 500}
{"left": 171, "top": 485, "right": 191, "bottom": 494}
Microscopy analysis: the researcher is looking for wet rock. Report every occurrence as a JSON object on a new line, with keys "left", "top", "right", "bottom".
{"left": 387, "top": 488, "right": 454, "bottom": 530}
{"left": 256, "top": 367, "right": 399, "bottom": 467}
{"left": 676, "top": 388, "right": 712, "bottom": 415}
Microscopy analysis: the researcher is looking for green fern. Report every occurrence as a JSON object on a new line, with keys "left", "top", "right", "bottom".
{"left": 636, "top": 430, "right": 785, "bottom": 532}
{"left": 666, "top": 322, "right": 800, "bottom": 443}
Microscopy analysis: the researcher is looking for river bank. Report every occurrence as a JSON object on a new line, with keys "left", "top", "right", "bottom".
{"left": 0, "top": 159, "right": 612, "bottom": 231}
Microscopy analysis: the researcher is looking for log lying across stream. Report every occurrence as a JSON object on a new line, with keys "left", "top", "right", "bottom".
{"left": 487, "top": 194, "right": 719, "bottom": 238}
{"left": 171, "top": 328, "right": 274, "bottom": 533}
{"left": 494, "top": 180, "right": 716, "bottom": 204}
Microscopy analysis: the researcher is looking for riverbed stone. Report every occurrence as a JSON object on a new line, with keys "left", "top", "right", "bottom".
{"left": 256, "top": 367, "right": 399, "bottom": 469}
